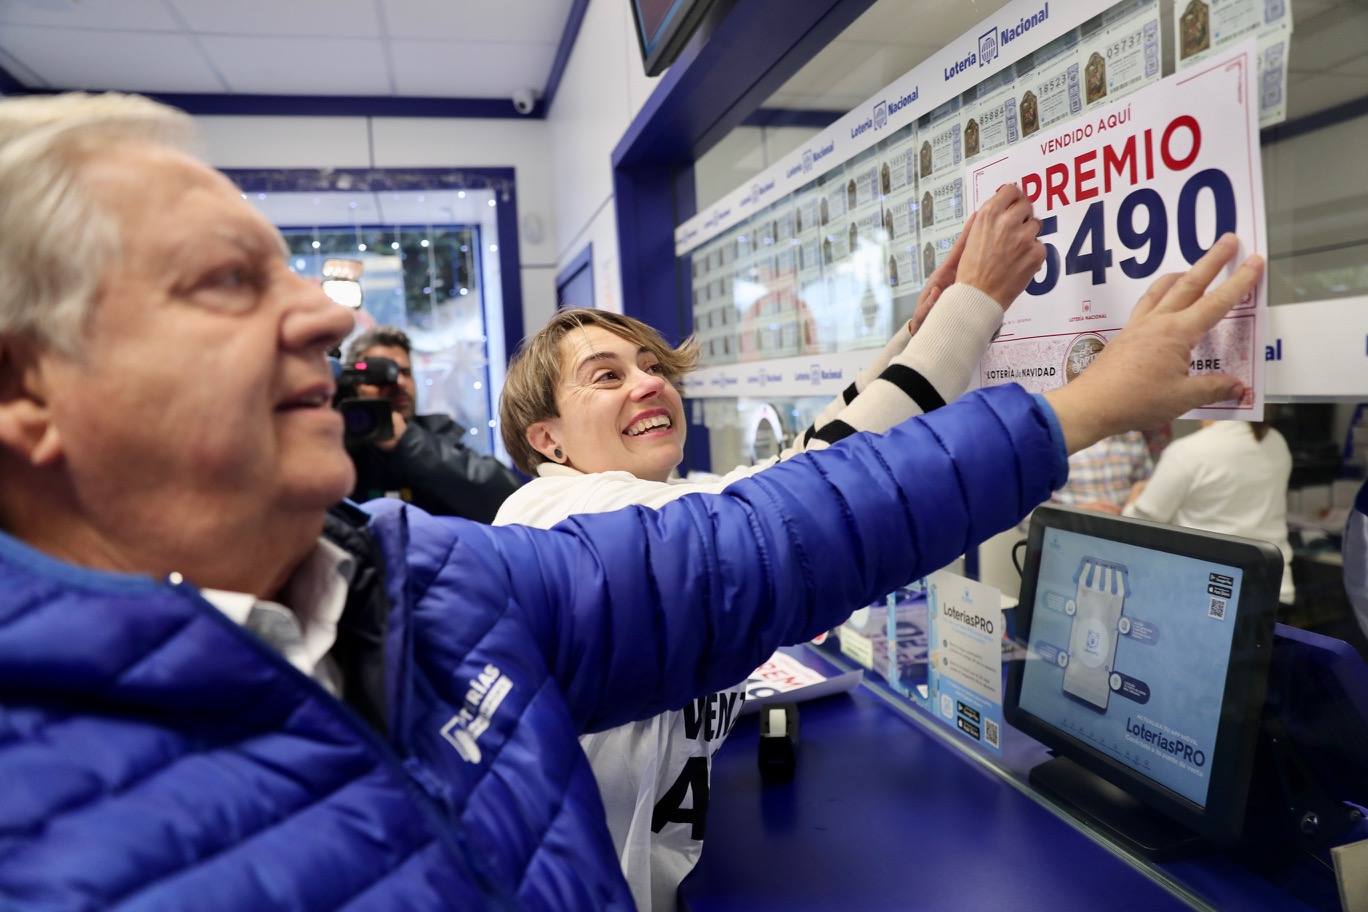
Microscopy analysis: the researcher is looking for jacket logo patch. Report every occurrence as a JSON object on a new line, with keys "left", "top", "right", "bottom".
{"left": 439, "top": 663, "right": 513, "bottom": 764}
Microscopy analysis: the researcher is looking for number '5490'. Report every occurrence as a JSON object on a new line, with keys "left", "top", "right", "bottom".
{"left": 1025, "top": 168, "right": 1237, "bottom": 296}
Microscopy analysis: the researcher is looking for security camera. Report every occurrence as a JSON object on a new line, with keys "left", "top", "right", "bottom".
{"left": 512, "top": 88, "right": 537, "bottom": 115}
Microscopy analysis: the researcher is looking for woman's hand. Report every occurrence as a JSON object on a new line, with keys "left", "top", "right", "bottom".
{"left": 905, "top": 211, "right": 976, "bottom": 336}
{"left": 956, "top": 184, "right": 1045, "bottom": 309}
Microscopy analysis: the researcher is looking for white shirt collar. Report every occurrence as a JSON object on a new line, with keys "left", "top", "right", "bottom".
{"left": 537, "top": 462, "right": 584, "bottom": 478}
{"left": 200, "top": 537, "right": 355, "bottom": 677}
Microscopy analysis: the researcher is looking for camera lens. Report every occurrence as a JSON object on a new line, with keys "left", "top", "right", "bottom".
{"left": 344, "top": 406, "right": 378, "bottom": 438}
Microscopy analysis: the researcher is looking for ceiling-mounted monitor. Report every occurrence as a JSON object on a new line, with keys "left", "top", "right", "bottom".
{"left": 630, "top": 0, "right": 718, "bottom": 77}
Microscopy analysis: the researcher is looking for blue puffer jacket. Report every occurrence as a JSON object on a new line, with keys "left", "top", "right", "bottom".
{"left": 0, "top": 386, "right": 1064, "bottom": 910}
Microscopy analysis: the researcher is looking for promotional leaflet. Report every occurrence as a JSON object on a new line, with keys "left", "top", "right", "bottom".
{"left": 1015, "top": 31, "right": 1084, "bottom": 138}
{"left": 1018, "top": 527, "right": 1245, "bottom": 807}
{"left": 739, "top": 650, "right": 862, "bottom": 714}
{"left": 1174, "top": 0, "right": 1292, "bottom": 126}
{"left": 928, "top": 571, "right": 1007, "bottom": 753}
{"left": 1078, "top": 0, "right": 1162, "bottom": 110}
{"left": 968, "top": 42, "right": 1267, "bottom": 419}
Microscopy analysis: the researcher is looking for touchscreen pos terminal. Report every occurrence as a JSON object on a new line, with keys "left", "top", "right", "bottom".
{"left": 1005, "top": 506, "right": 1283, "bottom": 858}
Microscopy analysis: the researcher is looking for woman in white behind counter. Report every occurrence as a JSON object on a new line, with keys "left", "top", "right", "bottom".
{"left": 1124, "top": 419, "right": 1296, "bottom": 604}
{"left": 492, "top": 184, "right": 1047, "bottom": 912}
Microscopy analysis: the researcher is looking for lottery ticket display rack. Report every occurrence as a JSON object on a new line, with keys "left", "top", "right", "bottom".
{"left": 678, "top": 0, "right": 1299, "bottom": 470}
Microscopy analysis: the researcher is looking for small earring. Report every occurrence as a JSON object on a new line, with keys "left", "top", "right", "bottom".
{"left": 553, "top": 448, "right": 564, "bottom": 461}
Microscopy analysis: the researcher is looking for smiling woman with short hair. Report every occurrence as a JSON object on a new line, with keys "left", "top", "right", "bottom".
{"left": 494, "top": 190, "right": 1048, "bottom": 912}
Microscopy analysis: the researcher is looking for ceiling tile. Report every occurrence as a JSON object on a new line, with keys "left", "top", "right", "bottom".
{"left": 0, "top": 0, "right": 179, "bottom": 30}
{"left": 197, "top": 35, "right": 390, "bottom": 95}
{"left": 167, "top": 0, "right": 382, "bottom": 38}
{"left": 389, "top": 39, "right": 556, "bottom": 97}
{"left": 380, "top": 0, "right": 572, "bottom": 45}
{"left": 0, "top": 27, "right": 225, "bottom": 91}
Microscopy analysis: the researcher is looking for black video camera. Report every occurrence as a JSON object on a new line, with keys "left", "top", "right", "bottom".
{"left": 332, "top": 356, "right": 399, "bottom": 445}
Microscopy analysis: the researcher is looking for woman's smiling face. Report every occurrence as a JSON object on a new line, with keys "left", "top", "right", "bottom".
{"left": 532, "top": 325, "right": 686, "bottom": 482}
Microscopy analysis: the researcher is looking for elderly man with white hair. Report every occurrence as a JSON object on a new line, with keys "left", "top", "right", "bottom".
{"left": 0, "top": 92, "right": 1261, "bottom": 911}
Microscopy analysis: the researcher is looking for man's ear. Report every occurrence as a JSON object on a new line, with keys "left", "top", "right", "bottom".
{"left": 0, "top": 341, "right": 63, "bottom": 467}
{"left": 526, "top": 419, "right": 565, "bottom": 464}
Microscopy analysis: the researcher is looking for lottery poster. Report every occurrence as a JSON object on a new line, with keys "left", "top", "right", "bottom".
{"left": 968, "top": 43, "right": 1267, "bottom": 419}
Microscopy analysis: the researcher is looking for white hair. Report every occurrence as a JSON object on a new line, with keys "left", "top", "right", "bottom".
{"left": 0, "top": 93, "right": 196, "bottom": 353}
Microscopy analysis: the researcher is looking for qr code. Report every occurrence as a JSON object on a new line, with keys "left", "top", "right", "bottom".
{"left": 1208, "top": 597, "right": 1227, "bottom": 620}
{"left": 985, "top": 718, "right": 1000, "bottom": 748}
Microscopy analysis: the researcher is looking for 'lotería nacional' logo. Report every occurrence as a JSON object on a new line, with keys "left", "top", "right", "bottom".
{"left": 873, "top": 100, "right": 887, "bottom": 130}
{"left": 802, "top": 149, "right": 814, "bottom": 174}
{"left": 978, "top": 27, "right": 999, "bottom": 66}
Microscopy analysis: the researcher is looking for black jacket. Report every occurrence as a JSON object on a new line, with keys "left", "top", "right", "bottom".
{"left": 348, "top": 413, "right": 522, "bottom": 523}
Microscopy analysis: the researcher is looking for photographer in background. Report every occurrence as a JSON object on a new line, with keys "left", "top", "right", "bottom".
{"left": 345, "top": 326, "right": 521, "bottom": 523}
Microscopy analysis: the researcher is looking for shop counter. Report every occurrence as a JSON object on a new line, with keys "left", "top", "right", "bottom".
{"left": 679, "top": 655, "right": 1324, "bottom": 912}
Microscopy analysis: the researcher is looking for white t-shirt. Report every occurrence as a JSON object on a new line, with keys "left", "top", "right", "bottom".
{"left": 493, "top": 283, "right": 1004, "bottom": 910}
{"left": 1124, "top": 422, "right": 1295, "bottom": 603}
{"left": 496, "top": 466, "right": 756, "bottom": 912}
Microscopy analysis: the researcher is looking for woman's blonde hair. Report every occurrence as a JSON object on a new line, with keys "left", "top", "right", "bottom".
{"left": 500, "top": 308, "right": 697, "bottom": 474}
